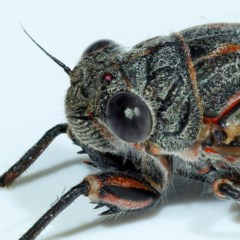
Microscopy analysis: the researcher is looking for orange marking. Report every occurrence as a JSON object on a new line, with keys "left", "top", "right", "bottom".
{"left": 83, "top": 160, "right": 91, "bottom": 164}
{"left": 128, "top": 46, "right": 160, "bottom": 62}
{"left": 212, "top": 178, "right": 233, "bottom": 199}
{"left": 159, "top": 157, "right": 171, "bottom": 173}
{"left": 217, "top": 44, "right": 240, "bottom": 55}
{"left": 147, "top": 141, "right": 161, "bottom": 156}
{"left": 133, "top": 142, "right": 161, "bottom": 156}
{"left": 225, "top": 156, "right": 237, "bottom": 163}
{"left": 102, "top": 192, "right": 154, "bottom": 210}
{"left": 174, "top": 33, "right": 203, "bottom": 121}
{"left": 198, "top": 43, "right": 240, "bottom": 63}
{"left": 204, "top": 92, "right": 240, "bottom": 124}
{"left": 203, "top": 117, "right": 218, "bottom": 125}
{"left": 214, "top": 146, "right": 240, "bottom": 158}
{"left": 198, "top": 166, "right": 211, "bottom": 175}
{"left": 204, "top": 146, "right": 240, "bottom": 163}
{"left": 106, "top": 176, "right": 149, "bottom": 191}
{"left": 185, "top": 46, "right": 197, "bottom": 85}
{"left": 178, "top": 34, "right": 196, "bottom": 80}
{"left": 124, "top": 77, "right": 132, "bottom": 89}
{"left": 149, "top": 146, "right": 161, "bottom": 155}
{"left": 204, "top": 147, "right": 218, "bottom": 154}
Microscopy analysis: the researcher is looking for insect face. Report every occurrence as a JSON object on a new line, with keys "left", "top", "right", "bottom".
{"left": 65, "top": 40, "right": 154, "bottom": 154}
{"left": 2, "top": 23, "right": 240, "bottom": 240}
{"left": 66, "top": 36, "right": 203, "bottom": 157}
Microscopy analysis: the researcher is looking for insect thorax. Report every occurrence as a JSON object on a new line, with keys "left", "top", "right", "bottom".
{"left": 65, "top": 35, "right": 202, "bottom": 156}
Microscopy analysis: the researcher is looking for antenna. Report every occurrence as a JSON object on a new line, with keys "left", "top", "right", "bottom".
{"left": 21, "top": 25, "right": 72, "bottom": 76}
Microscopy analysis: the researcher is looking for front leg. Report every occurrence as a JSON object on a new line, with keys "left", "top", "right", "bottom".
{"left": 20, "top": 171, "right": 165, "bottom": 240}
{"left": 0, "top": 124, "right": 68, "bottom": 187}
{"left": 79, "top": 144, "right": 139, "bottom": 172}
{"left": 86, "top": 172, "right": 162, "bottom": 215}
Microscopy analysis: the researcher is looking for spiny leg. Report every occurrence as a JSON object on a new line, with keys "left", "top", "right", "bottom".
{"left": 218, "top": 183, "right": 240, "bottom": 201}
{"left": 19, "top": 179, "right": 90, "bottom": 240}
{"left": 80, "top": 145, "right": 139, "bottom": 172}
{"left": 20, "top": 172, "right": 162, "bottom": 240}
{"left": 212, "top": 177, "right": 240, "bottom": 201}
{"left": 68, "top": 128, "right": 137, "bottom": 172}
{"left": 0, "top": 123, "right": 68, "bottom": 187}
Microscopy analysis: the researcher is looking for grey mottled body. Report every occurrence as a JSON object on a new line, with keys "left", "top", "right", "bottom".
{"left": 66, "top": 23, "right": 240, "bottom": 161}
{"left": 2, "top": 23, "right": 240, "bottom": 240}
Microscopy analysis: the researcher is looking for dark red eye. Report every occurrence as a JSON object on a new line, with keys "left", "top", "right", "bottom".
{"left": 88, "top": 111, "right": 94, "bottom": 118}
{"left": 102, "top": 72, "right": 114, "bottom": 81}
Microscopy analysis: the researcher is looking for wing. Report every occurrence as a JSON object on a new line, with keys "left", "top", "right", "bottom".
{"left": 182, "top": 23, "right": 240, "bottom": 117}
{"left": 182, "top": 23, "right": 240, "bottom": 161}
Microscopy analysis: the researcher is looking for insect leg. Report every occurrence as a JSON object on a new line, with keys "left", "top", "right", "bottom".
{"left": 80, "top": 146, "right": 138, "bottom": 172}
{"left": 212, "top": 178, "right": 240, "bottom": 201}
{"left": 85, "top": 172, "right": 162, "bottom": 215}
{"left": 68, "top": 127, "right": 143, "bottom": 172}
{"left": 0, "top": 123, "right": 68, "bottom": 187}
{"left": 20, "top": 172, "right": 161, "bottom": 240}
{"left": 19, "top": 179, "right": 90, "bottom": 240}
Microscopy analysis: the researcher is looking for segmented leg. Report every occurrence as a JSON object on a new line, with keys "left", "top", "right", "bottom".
{"left": 212, "top": 177, "right": 240, "bottom": 201}
{"left": 81, "top": 145, "right": 139, "bottom": 172}
{"left": 68, "top": 128, "right": 137, "bottom": 172}
{"left": 0, "top": 125, "right": 170, "bottom": 240}
{"left": 19, "top": 180, "right": 90, "bottom": 240}
{"left": 0, "top": 123, "right": 68, "bottom": 187}
{"left": 202, "top": 95, "right": 240, "bottom": 163}
{"left": 19, "top": 172, "right": 161, "bottom": 240}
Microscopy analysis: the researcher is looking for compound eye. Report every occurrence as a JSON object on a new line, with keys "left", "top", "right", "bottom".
{"left": 105, "top": 91, "right": 152, "bottom": 142}
{"left": 83, "top": 39, "right": 114, "bottom": 55}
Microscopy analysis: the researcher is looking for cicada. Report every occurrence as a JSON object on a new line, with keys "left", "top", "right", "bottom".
{"left": 1, "top": 23, "right": 240, "bottom": 240}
